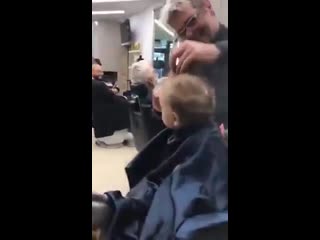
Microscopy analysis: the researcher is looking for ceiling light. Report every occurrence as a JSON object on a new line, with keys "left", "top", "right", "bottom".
{"left": 92, "top": 0, "right": 141, "bottom": 3}
{"left": 154, "top": 19, "right": 175, "bottom": 38}
{"left": 92, "top": 10, "right": 125, "bottom": 15}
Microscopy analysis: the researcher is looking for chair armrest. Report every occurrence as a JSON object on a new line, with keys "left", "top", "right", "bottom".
{"left": 92, "top": 193, "right": 114, "bottom": 231}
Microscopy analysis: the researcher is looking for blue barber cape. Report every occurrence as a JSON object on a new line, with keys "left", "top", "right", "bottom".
{"left": 106, "top": 123, "right": 228, "bottom": 240}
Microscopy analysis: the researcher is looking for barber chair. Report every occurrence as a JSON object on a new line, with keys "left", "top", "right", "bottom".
{"left": 127, "top": 95, "right": 165, "bottom": 151}
{"left": 92, "top": 193, "right": 113, "bottom": 240}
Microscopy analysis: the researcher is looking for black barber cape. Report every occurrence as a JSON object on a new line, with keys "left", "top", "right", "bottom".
{"left": 92, "top": 79, "right": 130, "bottom": 138}
{"left": 105, "top": 123, "right": 228, "bottom": 240}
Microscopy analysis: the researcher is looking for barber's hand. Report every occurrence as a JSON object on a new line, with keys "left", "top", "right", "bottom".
{"left": 170, "top": 41, "right": 221, "bottom": 74}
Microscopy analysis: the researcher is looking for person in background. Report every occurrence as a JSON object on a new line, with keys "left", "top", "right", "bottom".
{"left": 160, "top": 0, "right": 228, "bottom": 128}
{"left": 126, "top": 60, "right": 166, "bottom": 149}
{"left": 94, "top": 58, "right": 102, "bottom": 66}
{"left": 92, "top": 63, "right": 104, "bottom": 80}
{"left": 130, "top": 60, "right": 157, "bottom": 103}
{"left": 136, "top": 55, "right": 144, "bottom": 62}
{"left": 92, "top": 64, "right": 119, "bottom": 94}
{"left": 92, "top": 63, "right": 133, "bottom": 148}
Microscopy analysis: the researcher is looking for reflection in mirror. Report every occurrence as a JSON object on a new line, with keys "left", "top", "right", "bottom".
{"left": 153, "top": 7, "right": 175, "bottom": 78}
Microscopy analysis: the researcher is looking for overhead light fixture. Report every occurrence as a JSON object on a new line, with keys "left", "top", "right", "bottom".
{"left": 92, "top": 0, "right": 141, "bottom": 3}
{"left": 92, "top": 10, "right": 125, "bottom": 15}
{"left": 154, "top": 19, "right": 175, "bottom": 38}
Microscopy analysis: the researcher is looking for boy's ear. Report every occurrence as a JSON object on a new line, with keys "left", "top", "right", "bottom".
{"left": 173, "top": 112, "right": 181, "bottom": 128}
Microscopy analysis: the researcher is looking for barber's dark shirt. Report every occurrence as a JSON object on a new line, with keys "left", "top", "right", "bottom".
{"left": 190, "top": 24, "right": 228, "bottom": 128}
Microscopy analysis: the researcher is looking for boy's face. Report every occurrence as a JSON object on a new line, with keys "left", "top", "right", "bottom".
{"left": 159, "top": 87, "right": 178, "bottom": 129}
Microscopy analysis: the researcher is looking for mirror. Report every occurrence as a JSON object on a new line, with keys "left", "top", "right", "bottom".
{"left": 153, "top": 7, "right": 175, "bottom": 78}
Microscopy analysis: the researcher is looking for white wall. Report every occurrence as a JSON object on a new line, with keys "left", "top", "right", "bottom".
{"left": 220, "top": 0, "right": 228, "bottom": 26}
{"left": 130, "top": 7, "right": 155, "bottom": 62}
{"left": 212, "top": 0, "right": 228, "bottom": 26}
{"left": 92, "top": 20, "right": 122, "bottom": 72}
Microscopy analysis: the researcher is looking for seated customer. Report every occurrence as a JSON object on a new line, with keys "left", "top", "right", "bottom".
{"left": 92, "top": 63, "right": 119, "bottom": 94}
{"left": 92, "top": 64, "right": 133, "bottom": 148}
{"left": 128, "top": 60, "right": 167, "bottom": 104}
{"left": 93, "top": 74, "right": 228, "bottom": 239}
{"left": 129, "top": 60, "right": 157, "bottom": 103}
{"left": 127, "top": 61, "right": 166, "bottom": 149}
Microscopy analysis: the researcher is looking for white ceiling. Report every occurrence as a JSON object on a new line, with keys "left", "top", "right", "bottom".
{"left": 92, "top": 0, "right": 165, "bottom": 22}
{"left": 92, "top": 0, "right": 173, "bottom": 41}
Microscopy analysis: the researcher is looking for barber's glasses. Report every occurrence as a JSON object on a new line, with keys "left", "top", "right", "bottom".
{"left": 177, "top": 14, "right": 198, "bottom": 40}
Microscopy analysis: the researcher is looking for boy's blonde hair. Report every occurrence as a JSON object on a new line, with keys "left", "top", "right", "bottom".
{"left": 162, "top": 74, "right": 215, "bottom": 126}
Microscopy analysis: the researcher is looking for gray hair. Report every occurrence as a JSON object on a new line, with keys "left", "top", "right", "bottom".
{"left": 160, "top": 0, "right": 211, "bottom": 27}
{"left": 130, "top": 60, "right": 153, "bottom": 85}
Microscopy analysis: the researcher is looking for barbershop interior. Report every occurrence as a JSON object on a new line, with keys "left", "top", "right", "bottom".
{"left": 92, "top": 0, "right": 228, "bottom": 239}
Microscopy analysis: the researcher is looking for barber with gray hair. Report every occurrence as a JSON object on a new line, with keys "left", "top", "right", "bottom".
{"left": 160, "top": 0, "right": 228, "bottom": 128}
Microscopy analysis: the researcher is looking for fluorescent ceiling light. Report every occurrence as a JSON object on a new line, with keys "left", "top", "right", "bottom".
{"left": 154, "top": 19, "right": 175, "bottom": 38}
{"left": 92, "top": 0, "right": 141, "bottom": 3}
{"left": 92, "top": 10, "right": 125, "bottom": 15}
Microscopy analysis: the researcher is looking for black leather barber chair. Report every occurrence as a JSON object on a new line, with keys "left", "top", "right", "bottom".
{"left": 128, "top": 96, "right": 165, "bottom": 151}
{"left": 92, "top": 193, "right": 113, "bottom": 240}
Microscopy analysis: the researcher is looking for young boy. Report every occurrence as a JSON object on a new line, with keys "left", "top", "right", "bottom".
{"left": 93, "top": 74, "right": 228, "bottom": 240}
{"left": 158, "top": 74, "right": 215, "bottom": 129}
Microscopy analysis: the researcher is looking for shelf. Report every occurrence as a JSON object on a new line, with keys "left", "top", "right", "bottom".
{"left": 128, "top": 50, "right": 141, "bottom": 54}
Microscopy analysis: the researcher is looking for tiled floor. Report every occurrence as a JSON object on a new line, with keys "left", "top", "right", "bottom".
{"left": 92, "top": 133, "right": 137, "bottom": 195}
